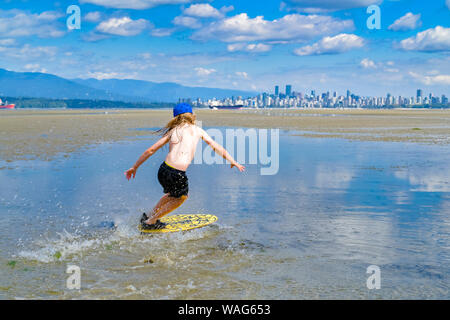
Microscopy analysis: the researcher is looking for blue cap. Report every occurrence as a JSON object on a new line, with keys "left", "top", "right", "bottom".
{"left": 173, "top": 103, "right": 193, "bottom": 117}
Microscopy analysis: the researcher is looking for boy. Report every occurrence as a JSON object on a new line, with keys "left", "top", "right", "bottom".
{"left": 125, "top": 103, "right": 245, "bottom": 230}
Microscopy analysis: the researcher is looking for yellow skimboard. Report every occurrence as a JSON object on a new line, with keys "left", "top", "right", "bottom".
{"left": 139, "top": 214, "right": 218, "bottom": 234}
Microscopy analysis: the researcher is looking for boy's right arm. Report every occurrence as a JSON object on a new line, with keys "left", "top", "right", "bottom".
{"left": 200, "top": 128, "right": 245, "bottom": 172}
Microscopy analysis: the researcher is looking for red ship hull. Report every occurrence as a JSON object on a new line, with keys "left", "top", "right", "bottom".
{"left": 0, "top": 104, "right": 15, "bottom": 109}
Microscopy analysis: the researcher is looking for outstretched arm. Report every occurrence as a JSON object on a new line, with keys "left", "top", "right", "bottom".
{"left": 201, "top": 129, "right": 245, "bottom": 172}
{"left": 125, "top": 135, "right": 170, "bottom": 180}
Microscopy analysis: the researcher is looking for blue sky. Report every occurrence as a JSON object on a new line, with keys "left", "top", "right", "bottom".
{"left": 0, "top": 0, "right": 449, "bottom": 96}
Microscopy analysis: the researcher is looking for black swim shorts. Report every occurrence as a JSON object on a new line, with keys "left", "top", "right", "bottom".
{"left": 158, "top": 162, "right": 189, "bottom": 198}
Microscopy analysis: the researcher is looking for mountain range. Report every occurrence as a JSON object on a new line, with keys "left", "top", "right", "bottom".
{"left": 0, "top": 68, "right": 256, "bottom": 103}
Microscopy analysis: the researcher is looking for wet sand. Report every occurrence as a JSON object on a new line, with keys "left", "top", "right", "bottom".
{"left": 1, "top": 108, "right": 449, "bottom": 161}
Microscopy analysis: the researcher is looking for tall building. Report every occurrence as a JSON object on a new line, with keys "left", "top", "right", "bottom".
{"left": 286, "top": 85, "right": 292, "bottom": 97}
{"left": 275, "top": 86, "right": 279, "bottom": 96}
{"left": 386, "top": 93, "right": 392, "bottom": 105}
{"left": 178, "top": 98, "right": 192, "bottom": 104}
{"left": 417, "top": 89, "right": 423, "bottom": 98}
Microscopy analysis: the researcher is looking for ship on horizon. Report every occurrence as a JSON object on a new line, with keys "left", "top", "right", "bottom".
{"left": 0, "top": 98, "right": 15, "bottom": 109}
{"left": 209, "top": 105, "right": 243, "bottom": 110}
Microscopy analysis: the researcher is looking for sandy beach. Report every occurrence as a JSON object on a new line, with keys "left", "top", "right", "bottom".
{"left": 1, "top": 108, "right": 449, "bottom": 162}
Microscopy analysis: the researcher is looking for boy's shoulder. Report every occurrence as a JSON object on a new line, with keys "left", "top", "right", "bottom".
{"left": 193, "top": 124, "right": 205, "bottom": 132}
{"left": 192, "top": 124, "right": 207, "bottom": 138}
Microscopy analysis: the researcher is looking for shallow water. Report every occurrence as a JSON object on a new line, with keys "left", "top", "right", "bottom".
{"left": 0, "top": 129, "right": 449, "bottom": 299}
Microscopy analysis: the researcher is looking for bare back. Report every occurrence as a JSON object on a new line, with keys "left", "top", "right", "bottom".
{"left": 165, "top": 124, "right": 203, "bottom": 171}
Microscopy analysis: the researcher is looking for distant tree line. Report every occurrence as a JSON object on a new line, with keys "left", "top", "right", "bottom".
{"left": 3, "top": 97, "right": 174, "bottom": 109}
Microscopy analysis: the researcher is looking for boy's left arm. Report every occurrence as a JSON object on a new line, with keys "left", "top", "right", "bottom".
{"left": 201, "top": 129, "right": 245, "bottom": 172}
{"left": 125, "top": 135, "right": 169, "bottom": 180}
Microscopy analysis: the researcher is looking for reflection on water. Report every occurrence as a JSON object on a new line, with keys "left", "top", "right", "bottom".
{"left": 0, "top": 129, "right": 449, "bottom": 299}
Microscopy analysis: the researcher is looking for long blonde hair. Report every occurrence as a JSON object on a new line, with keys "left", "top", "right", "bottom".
{"left": 159, "top": 113, "right": 196, "bottom": 138}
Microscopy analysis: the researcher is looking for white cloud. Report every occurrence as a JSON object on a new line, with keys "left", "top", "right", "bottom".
{"left": 235, "top": 71, "right": 249, "bottom": 79}
{"left": 447, "top": 0, "right": 450, "bottom": 10}
{"left": 24, "top": 63, "right": 40, "bottom": 70}
{"left": 23, "top": 63, "right": 47, "bottom": 73}
{"left": 79, "top": 0, "right": 194, "bottom": 9}
{"left": 82, "top": 32, "right": 111, "bottom": 42}
{"left": 0, "top": 9, "right": 65, "bottom": 38}
{"left": 385, "top": 68, "right": 399, "bottom": 73}
{"left": 96, "top": 17, "right": 151, "bottom": 36}
{"left": 220, "top": 5, "right": 235, "bottom": 14}
{"left": 409, "top": 72, "right": 450, "bottom": 85}
{"left": 138, "top": 53, "right": 152, "bottom": 60}
{"left": 9, "top": 44, "right": 57, "bottom": 59}
{"left": 172, "top": 15, "right": 201, "bottom": 29}
{"left": 294, "top": 33, "right": 364, "bottom": 56}
{"left": 398, "top": 26, "right": 450, "bottom": 52}
{"left": 388, "top": 12, "right": 421, "bottom": 32}
{"left": 0, "top": 43, "right": 58, "bottom": 64}
{"left": 227, "top": 43, "right": 272, "bottom": 53}
{"left": 173, "top": 4, "right": 227, "bottom": 31}
{"left": 282, "top": 0, "right": 382, "bottom": 13}
{"left": 86, "top": 71, "right": 122, "bottom": 80}
{"left": 84, "top": 11, "right": 102, "bottom": 23}
{"left": 192, "top": 13, "right": 354, "bottom": 43}
{"left": 151, "top": 28, "right": 176, "bottom": 37}
{"left": 0, "top": 38, "right": 15, "bottom": 46}
{"left": 360, "top": 58, "right": 376, "bottom": 69}
{"left": 360, "top": 59, "right": 401, "bottom": 73}
{"left": 183, "top": 4, "right": 223, "bottom": 19}
{"left": 71, "top": 51, "right": 235, "bottom": 86}
{"left": 195, "top": 67, "right": 217, "bottom": 76}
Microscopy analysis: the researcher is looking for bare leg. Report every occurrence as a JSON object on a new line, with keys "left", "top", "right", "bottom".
{"left": 150, "top": 194, "right": 173, "bottom": 216}
{"left": 145, "top": 194, "right": 188, "bottom": 225}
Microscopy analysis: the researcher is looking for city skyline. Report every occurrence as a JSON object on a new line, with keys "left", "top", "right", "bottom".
{"left": 0, "top": 1, "right": 449, "bottom": 97}
{"left": 268, "top": 84, "right": 446, "bottom": 101}
{"left": 192, "top": 84, "right": 449, "bottom": 108}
